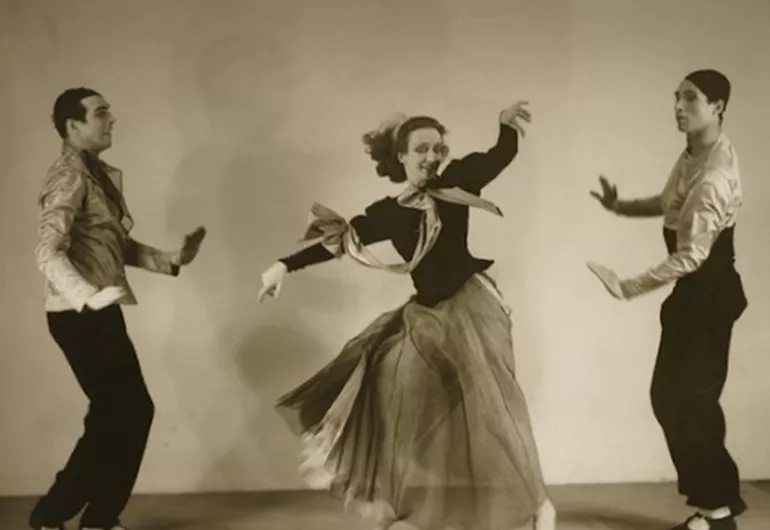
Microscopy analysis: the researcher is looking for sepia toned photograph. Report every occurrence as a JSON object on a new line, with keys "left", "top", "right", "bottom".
{"left": 1, "top": 1, "right": 768, "bottom": 529}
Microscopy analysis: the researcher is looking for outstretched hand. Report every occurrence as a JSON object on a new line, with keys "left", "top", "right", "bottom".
{"left": 175, "top": 226, "right": 207, "bottom": 266}
{"left": 590, "top": 175, "right": 618, "bottom": 212}
{"left": 586, "top": 262, "right": 626, "bottom": 300}
{"left": 499, "top": 100, "right": 531, "bottom": 137}
{"left": 258, "top": 261, "right": 288, "bottom": 303}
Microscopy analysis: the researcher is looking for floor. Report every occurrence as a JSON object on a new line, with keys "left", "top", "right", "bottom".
{"left": 2, "top": 482, "right": 769, "bottom": 529}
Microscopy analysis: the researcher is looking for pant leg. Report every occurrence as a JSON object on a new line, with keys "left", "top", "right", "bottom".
{"left": 650, "top": 308, "right": 745, "bottom": 516}
{"left": 78, "top": 306, "right": 155, "bottom": 528}
{"left": 678, "top": 324, "right": 745, "bottom": 515}
{"left": 29, "top": 311, "right": 104, "bottom": 528}
{"left": 30, "top": 306, "right": 155, "bottom": 529}
{"left": 650, "top": 321, "right": 696, "bottom": 495}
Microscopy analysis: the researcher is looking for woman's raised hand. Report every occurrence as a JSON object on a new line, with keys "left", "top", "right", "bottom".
{"left": 499, "top": 100, "right": 531, "bottom": 137}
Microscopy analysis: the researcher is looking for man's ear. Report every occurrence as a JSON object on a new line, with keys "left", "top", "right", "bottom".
{"left": 65, "top": 118, "right": 80, "bottom": 139}
{"left": 713, "top": 99, "right": 725, "bottom": 117}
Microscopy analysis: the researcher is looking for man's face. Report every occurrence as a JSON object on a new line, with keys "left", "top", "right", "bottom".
{"left": 68, "top": 95, "right": 115, "bottom": 153}
{"left": 673, "top": 80, "right": 723, "bottom": 134}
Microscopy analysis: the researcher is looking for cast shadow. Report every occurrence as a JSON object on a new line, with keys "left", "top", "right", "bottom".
{"left": 556, "top": 506, "right": 674, "bottom": 529}
{"left": 157, "top": 26, "right": 365, "bottom": 495}
{"left": 196, "top": 317, "right": 338, "bottom": 492}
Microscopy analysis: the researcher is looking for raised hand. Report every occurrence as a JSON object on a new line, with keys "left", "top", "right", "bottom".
{"left": 499, "top": 100, "right": 531, "bottom": 138}
{"left": 590, "top": 175, "right": 618, "bottom": 212}
{"left": 175, "top": 225, "right": 207, "bottom": 266}
{"left": 258, "top": 261, "right": 288, "bottom": 303}
{"left": 86, "top": 285, "right": 127, "bottom": 311}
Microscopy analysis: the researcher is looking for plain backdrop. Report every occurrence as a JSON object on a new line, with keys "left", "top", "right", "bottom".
{"left": 1, "top": 0, "right": 769, "bottom": 496}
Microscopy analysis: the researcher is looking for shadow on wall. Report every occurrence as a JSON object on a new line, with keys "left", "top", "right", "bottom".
{"left": 157, "top": 22, "right": 355, "bottom": 490}
{"left": 153, "top": 5, "right": 551, "bottom": 492}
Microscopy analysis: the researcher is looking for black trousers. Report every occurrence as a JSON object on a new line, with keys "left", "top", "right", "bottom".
{"left": 651, "top": 300, "right": 746, "bottom": 516}
{"left": 29, "top": 305, "right": 155, "bottom": 529}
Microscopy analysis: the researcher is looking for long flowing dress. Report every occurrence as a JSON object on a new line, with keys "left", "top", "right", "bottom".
{"left": 275, "top": 123, "right": 548, "bottom": 530}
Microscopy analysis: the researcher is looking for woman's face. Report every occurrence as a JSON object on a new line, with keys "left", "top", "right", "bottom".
{"left": 674, "top": 79, "right": 723, "bottom": 134}
{"left": 398, "top": 127, "right": 448, "bottom": 188}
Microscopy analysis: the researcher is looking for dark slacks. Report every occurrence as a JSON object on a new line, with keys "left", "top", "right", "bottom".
{"left": 651, "top": 294, "right": 746, "bottom": 516}
{"left": 30, "top": 305, "right": 154, "bottom": 529}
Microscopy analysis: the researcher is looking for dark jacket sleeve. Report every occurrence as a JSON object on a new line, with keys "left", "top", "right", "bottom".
{"left": 442, "top": 123, "right": 519, "bottom": 194}
{"left": 279, "top": 198, "right": 394, "bottom": 272}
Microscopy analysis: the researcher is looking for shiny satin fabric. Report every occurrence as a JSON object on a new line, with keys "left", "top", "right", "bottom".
{"left": 623, "top": 133, "right": 742, "bottom": 298}
{"left": 297, "top": 184, "right": 503, "bottom": 275}
{"left": 35, "top": 143, "right": 179, "bottom": 311}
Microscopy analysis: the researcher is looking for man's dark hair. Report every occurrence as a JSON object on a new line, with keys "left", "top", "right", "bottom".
{"left": 52, "top": 87, "right": 101, "bottom": 138}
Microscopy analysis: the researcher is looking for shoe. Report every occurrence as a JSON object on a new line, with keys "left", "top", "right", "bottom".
{"left": 670, "top": 513, "right": 737, "bottom": 530}
{"left": 38, "top": 526, "right": 67, "bottom": 530}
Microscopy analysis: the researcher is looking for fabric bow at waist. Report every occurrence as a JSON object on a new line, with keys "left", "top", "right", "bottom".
{"left": 298, "top": 185, "right": 503, "bottom": 274}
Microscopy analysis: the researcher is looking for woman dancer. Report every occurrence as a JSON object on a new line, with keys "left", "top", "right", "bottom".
{"left": 588, "top": 69, "right": 747, "bottom": 530}
{"left": 259, "top": 101, "right": 556, "bottom": 530}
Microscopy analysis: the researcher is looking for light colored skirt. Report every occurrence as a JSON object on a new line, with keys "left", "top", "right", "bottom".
{"left": 276, "top": 273, "right": 548, "bottom": 530}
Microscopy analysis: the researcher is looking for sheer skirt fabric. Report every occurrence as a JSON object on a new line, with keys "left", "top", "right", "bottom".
{"left": 276, "top": 274, "right": 548, "bottom": 530}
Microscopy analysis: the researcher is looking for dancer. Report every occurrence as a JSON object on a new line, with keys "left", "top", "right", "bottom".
{"left": 259, "top": 101, "right": 556, "bottom": 530}
{"left": 587, "top": 69, "right": 747, "bottom": 530}
{"left": 31, "top": 87, "right": 206, "bottom": 530}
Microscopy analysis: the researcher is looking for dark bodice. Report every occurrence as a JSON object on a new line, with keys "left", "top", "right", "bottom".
{"left": 280, "top": 124, "right": 518, "bottom": 306}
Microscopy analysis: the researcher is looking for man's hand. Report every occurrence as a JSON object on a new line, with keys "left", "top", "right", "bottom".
{"left": 590, "top": 175, "right": 619, "bottom": 212}
{"left": 586, "top": 262, "right": 627, "bottom": 300}
{"left": 174, "top": 226, "right": 207, "bottom": 266}
{"left": 85, "top": 286, "right": 127, "bottom": 311}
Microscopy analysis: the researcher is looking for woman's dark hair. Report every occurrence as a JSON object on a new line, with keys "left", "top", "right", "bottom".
{"left": 685, "top": 69, "right": 731, "bottom": 123}
{"left": 52, "top": 87, "right": 101, "bottom": 139}
{"left": 362, "top": 115, "right": 447, "bottom": 183}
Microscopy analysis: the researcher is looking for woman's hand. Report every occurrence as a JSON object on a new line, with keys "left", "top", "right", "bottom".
{"left": 258, "top": 261, "right": 288, "bottom": 303}
{"left": 499, "top": 100, "right": 531, "bottom": 137}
